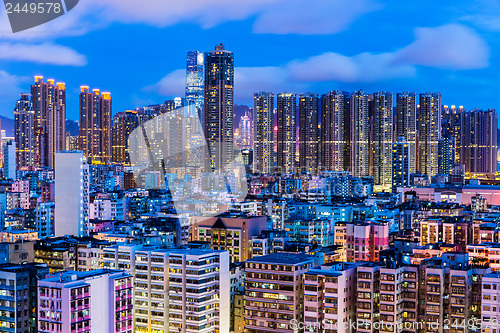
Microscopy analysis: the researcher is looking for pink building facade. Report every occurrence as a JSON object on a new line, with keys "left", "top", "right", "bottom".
{"left": 346, "top": 221, "right": 389, "bottom": 262}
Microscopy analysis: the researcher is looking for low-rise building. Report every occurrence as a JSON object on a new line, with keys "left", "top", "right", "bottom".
{"left": 37, "top": 269, "right": 133, "bottom": 333}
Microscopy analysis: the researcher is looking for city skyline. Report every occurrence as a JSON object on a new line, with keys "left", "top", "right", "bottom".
{"left": 3, "top": 2, "right": 500, "bottom": 333}
{"left": 0, "top": 0, "right": 499, "bottom": 120}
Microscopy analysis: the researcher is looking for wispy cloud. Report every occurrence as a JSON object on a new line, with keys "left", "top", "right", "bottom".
{"left": 394, "top": 24, "right": 489, "bottom": 70}
{"left": 147, "top": 23, "right": 489, "bottom": 100}
{"left": 253, "top": 0, "right": 381, "bottom": 35}
{"left": 0, "top": 70, "right": 28, "bottom": 97}
{"left": 0, "top": 42, "right": 87, "bottom": 66}
{"left": 0, "top": 0, "right": 379, "bottom": 38}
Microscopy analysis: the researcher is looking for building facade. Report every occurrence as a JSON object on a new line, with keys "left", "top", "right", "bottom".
{"left": 253, "top": 92, "right": 274, "bottom": 174}
{"left": 277, "top": 93, "right": 297, "bottom": 174}
{"left": 79, "top": 87, "right": 112, "bottom": 163}
{"left": 204, "top": 44, "right": 234, "bottom": 172}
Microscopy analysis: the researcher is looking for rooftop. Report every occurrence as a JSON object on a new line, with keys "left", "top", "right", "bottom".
{"left": 246, "top": 252, "right": 314, "bottom": 265}
{"left": 42, "top": 269, "right": 129, "bottom": 284}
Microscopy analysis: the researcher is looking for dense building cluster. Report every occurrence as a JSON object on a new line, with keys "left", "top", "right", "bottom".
{"left": 0, "top": 44, "right": 499, "bottom": 333}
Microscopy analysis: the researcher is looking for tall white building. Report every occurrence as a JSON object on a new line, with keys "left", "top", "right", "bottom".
{"left": 55, "top": 151, "right": 89, "bottom": 237}
{"left": 103, "top": 245, "right": 231, "bottom": 333}
{"left": 3, "top": 140, "right": 16, "bottom": 180}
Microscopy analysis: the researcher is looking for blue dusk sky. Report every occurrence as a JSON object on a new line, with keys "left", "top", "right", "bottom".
{"left": 0, "top": 0, "right": 499, "bottom": 120}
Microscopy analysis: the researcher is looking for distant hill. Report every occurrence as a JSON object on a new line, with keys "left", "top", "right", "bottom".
{"left": 234, "top": 104, "right": 252, "bottom": 125}
{"left": 0, "top": 116, "right": 14, "bottom": 137}
{"left": 66, "top": 120, "right": 79, "bottom": 136}
{"left": 0, "top": 117, "right": 79, "bottom": 138}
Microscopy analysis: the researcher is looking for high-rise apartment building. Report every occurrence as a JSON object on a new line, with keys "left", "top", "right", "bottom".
{"left": 111, "top": 111, "right": 139, "bottom": 164}
{"left": 299, "top": 93, "right": 320, "bottom": 174}
{"left": 37, "top": 269, "right": 133, "bottom": 333}
{"left": 418, "top": 92, "right": 441, "bottom": 177}
{"left": 349, "top": 91, "right": 370, "bottom": 177}
{"left": 321, "top": 91, "right": 348, "bottom": 172}
{"left": 186, "top": 51, "right": 205, "bottom": 120}
{"left": 419, "top": 253, "right": 479, "bottom": 331}
{"left": 442, "top": 105, "right": 463, "bottom": 164}
{"left": 396, "top": 92, "right": 417, "bottom": 173}
{"left": 379, "top": 265, "right": 419, "bottom": 331}
{"left": 392, "top": 136, "right": 411, "bottom": 191}
{"left": 460, "top": 109, "right": 498, "bottom": 174}
{"left": 54, "top": 152, "right": 90, "bottom": 237}
{"left": 356, "top": 263, "right": 381, "bottom": 333}
{"left": 31, "top": 76, "right": 66, "bottom": 169}
{"left": 303, "top": 262, "right": 357, "bottom": 333}
{"left": 102, "top": 245, "right": 230, "bottom": 333}
{"left": 438, "top": 137, "right": 455, "bottom": 175}
{"left": 277, "top": 93, "right": 297, "bottom": 174}
{"left": 204, "top": 44, "right": 234, "bottom": 172}
{"left": 244, "top": 253, "right": 315, "bottom": 333}
{"left": 371, "top": 92, "right": 393, "bottom": 191}
{"left": 253, "top": 92, "right": 274, "bottom": 174}
{"left": 14, "top": 93, "right": 36, "bottom": 169}
{"left": 79, "top": 87, "right": 112, "bottom": 163}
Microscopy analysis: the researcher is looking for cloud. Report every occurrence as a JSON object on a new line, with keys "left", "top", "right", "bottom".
{"left": 146, "top": 24, "right": 489, "bottom": 101}
{"left": 0, "top": 71, "right": 30, "bottom": 117}
{"left": 235, "top": 67, "right": 305, "bottom": 99}
{"left": 288, "top": 52, "right": 415, "bottom": 82}
{"left": 84, "top": 0, "right": 281, "bottom": 28}
{"left": 88, "top": 0, "right": 380, "bottom": 34}
{"left": 0, "top": 3, "right": 99, "bottom": 40}
{"left": 394, "top": 24, "right": 489, "bottom": 70}
{"left": 253, "top": 0, "right": 381, "bottom": 35}
{"left": 0, "top": 42, "right": 87, "bottom": 66}
{"left": 0, "top": 70, "right": 27, "bottom": 98}
{"left": 144, "top": 69, "right": 185, "bottom": 96}
{"left": 0, "top": 0, "right": 379, "bottom": 38}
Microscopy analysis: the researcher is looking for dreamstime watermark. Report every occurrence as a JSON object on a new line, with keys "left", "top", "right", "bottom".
{"left": 3, "top": 0, "right": 79, "bottom": 33}
{"left": 291, "top": 318, "right": 492, "bottom": 332}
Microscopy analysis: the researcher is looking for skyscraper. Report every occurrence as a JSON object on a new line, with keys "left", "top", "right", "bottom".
{"left": 438, "top": 137, "right": 455, "bottom": 175}
{"left": 460, "top": 109, "right": 497, "bottom": 174}
{"left": 30, "top": 76, "right": 67, "bottom": 169}
{"left": 277, "top": 93, "right": 297, "bottom": 174}
{"left": 239, "top": 111, "right": 252, "bottom": 150}
{"left": 14, "top": 93, "right": 35, "bottom": 168}
{"left": 392, "top": 136, "right": 410, "bottom": 191}
{"left": 349, "top": 90, "right": 370, "bottom": 177}
{"left": 298, "top": 93, "right": 320, "bottom": 174}
{"left": 396, "top": 92, "right": 417, "bottom": 173}
{"left": 79, "top": 87, "right": 112, "bottom": 163}
{"left": 371, "top": 92, "right": 394, "bottom": 191}
{"left": 442, "top": 105, "right": 463, "bottom": 164}
{"left": 321, "top": 91, "right": 348, "bottom": 172}
{"left": 418, "top": 92, "right": 441, "bottom": 177}
{"left": 111, "top": 110, "right": 139, "bottom": 164}
{"left": 204, "top": 43, "right": 234, "bottom": 171}
{"left": 253, "top": 92, "right": 274, "bottom": 174}
{"left": 186, "top": 50, "right": 204, "bottom": 120}
{"left": 54, "top": 151, "right": 89, "bottom": 237}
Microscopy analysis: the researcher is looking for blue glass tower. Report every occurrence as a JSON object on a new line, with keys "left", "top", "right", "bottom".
{"left": 186, "top": 51, "right": 204, "bottom": 120}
